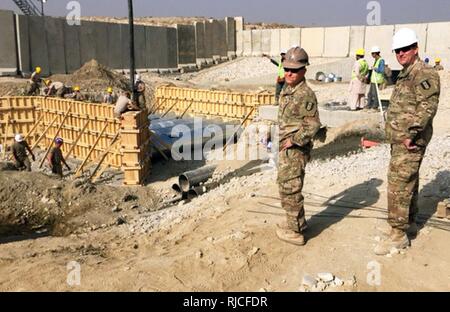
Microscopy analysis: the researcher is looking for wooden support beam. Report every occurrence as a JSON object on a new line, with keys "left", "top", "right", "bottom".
{"left": 151, "top": 98, "right": 168, "bottom": 115}
{"left": 64, "top": 120, "right": 90, "bottom": 160}
{"left": 150, "top": 139, "right": 169, "bottom": 160}
{"left": 161, "top": 101, "right": 179, "bottom": 118}
{"left": 75, "top": 122, "right": 108, "bottom": 177}
{"left": 88, "top": 131, "right": 120, "bottom": 181}
{"left": 30, "top": 114, "right": 59, "bottom": 151}
{"left": 223, "top": 106, "right": 255, "bottom": 152}
{"left": 177, "top": 100, "right": 194, "bottom": 119}
{"left": 1, "top": 115, "right": 10, "bottom": 160}
{"left": 39, "top": 104, "right": 72, "bottom": 168}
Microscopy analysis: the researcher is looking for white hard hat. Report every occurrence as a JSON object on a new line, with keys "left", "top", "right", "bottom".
{"left": 15, "top": 134, "right": 24, "bottom": 143}
{"left": 371, "top": 46, "right": 381, "bottom": 53}
{"left": 392, "top": 28, "right": 418, "bottom": 50}
{"left": 280, "top": 49, "right": 287, "bottom": 54}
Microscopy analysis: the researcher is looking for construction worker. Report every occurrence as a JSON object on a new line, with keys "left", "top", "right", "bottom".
{"left": 47, "top": 137, "right": 71, "bottom": 178}
{"left": 114, "top": 91, "right": 140, "bottom": 118}
{"left": 276, "top": 47, "right": 322, "bottom": 246}
{"left": 367, "top": 46, "right": 386, "bottom": 110}
{"left": 44, "top": 80, "right": 69, "bottom": 98}
{"left": 103, "top": 87, "right": 114, "bottom": 104}
{"left": 11, "top": 134, "right": 35, "bottom": 172}
{"left": 348, "top": 48, "right": 369, "bottom": 111}
{"left": 375, "top": 28, "right": 440, "bottom": 255}
{"left": 68, "top": 86, "right": 85, "bottom": 101}
{"left": 263, "top": 50, "right": 286, "bottom": 104}
{"left": 26, "top": 66, "right": 42, "bottom": 96}
{"left": 136, "top": 81, "right": 147, "bottom": 110}
{"left": 434, "top": 58, "right": 444, "bottom": 71}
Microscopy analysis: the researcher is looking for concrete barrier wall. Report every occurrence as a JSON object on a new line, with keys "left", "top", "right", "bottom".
{"left": 323, "top": 27, "right": 350, "bottom": 57}
{"left": 166, "top": 27, "right": 178, "bottom": 68}
{"left": 280, "top": 29, "right": 291, "bottom": 52}
{"left": 261, "top": 29, "right": 271, "bottom": 55}
{"left": 234, "top": 17, "right": 244, "bottom": 56}
{"left": 177, "top": 24, "right": 197, "bottom": 65}
{"left": 45, "top": 17, "right": 66, "bottom": 75}
{"left": 425, "top": 22, "right": 450, "bottom": 55}
{"left": 195, "top": 22, "right": 206, "bottom": 60}
{"left": 28, "top": 16, "right": 50, "bottom": 76}
{"left": 106, "top": 23, "right": 122, "bottom": 70}
{"left": 364, "top": 25, "right": 396, "bottom": 68}
{"left": 349, "top": 26, "right": 365, "bottom": 57}
{"left": 270, "top": 29, "right": 281, "bottom": 56}
{"left": 204, "top": 20, "right": 214, "bottom": 59}
{"left": 15, "top": 14, "right": 30, "bottom": 74}
{"left": 288, "top": 28, "right": 301, "bottom": 48}
{"left": 94, "top": 22, "right": 109, "bottom": 67}
{"left": 0, "top": 10, "right": 17, "bottom": 74}
{"left": 225, "top": 17, "right": 236, "bottom": 56}
{"left": 242, "top": 30, "right": 252, "bottom": 56}
{"left": 212, "top": 20, "right": 228, "bottom": 57}
{"left": 251, "top": 29, "right": 262, "bottom": 56}
{"left": 120, "top": 24, "right": 130, "bottom": 70}
{"left": 134, "top": 25, "right": 147, "bottom": 69}
{"left": 79, "top": 21, "right": 97, "bottom": 65}
{"left": 301, "top": 27, "right": 324, "bottom": 57}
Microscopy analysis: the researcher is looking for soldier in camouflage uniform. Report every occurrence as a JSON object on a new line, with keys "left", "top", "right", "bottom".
{"left": 276, "top": 47, "right": 322, "bottom": 246}
{"left": 375, "top": 28, "right": 440, "bottom": 255}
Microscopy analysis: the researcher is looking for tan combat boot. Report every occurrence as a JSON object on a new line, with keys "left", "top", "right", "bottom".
{"left": 276, "top": 223, "right": 305, "bottom": 246}
{"left": 374, "top": 228, "right": 409, "bottom": 255}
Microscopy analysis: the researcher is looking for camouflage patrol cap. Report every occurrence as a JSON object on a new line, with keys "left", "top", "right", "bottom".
{"left": 282, "top": 47, "right": 310, "bottom": 69}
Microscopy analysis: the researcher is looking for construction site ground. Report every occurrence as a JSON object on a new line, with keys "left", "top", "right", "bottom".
{"left": 1, "top": 58, "right": 450, "bottom": 291}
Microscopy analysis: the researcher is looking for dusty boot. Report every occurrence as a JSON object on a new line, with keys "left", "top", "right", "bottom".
{"left": 406, "top": 222, "right": 419, "bottom": 238}
{"left": 276, "top": 223, "right": 305, "bottom": 246}
{"left": 374, "top": 228, "right": 409, "bottom": 255}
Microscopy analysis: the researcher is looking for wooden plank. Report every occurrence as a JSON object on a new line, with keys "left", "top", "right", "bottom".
{"left": 151, "top": 98, "right": 168, "bottom": 115}
{"left": 177, "top": 100, "right": 194, "bottom": 119}
{"left": 88, "top": 131, "right": 120, "bottom": 181}
{"left": 30, "top": 114, "right": 59, "bottom": 151}
{"left": 75, "top": 122, "right": 108, "bottom": 177}
{"left": 39, "top": 104, "right": 73, "bottom": 168}
{"left": 64, "top": 120, "right": 89, "bottom": 159}
{"left": 1, "top": 115, "right": 10, "bottom": 159}
{"left": 223, "top": 106, "right": 255, "bottom": 151}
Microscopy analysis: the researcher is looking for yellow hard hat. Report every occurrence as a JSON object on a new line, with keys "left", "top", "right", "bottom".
{"left": 74, "top": 86, "right": 80, "bottom": 91}
{"left": 435, "top": 57, "right": 441, "bottom": 63}
{"left": 356, "top": 48, "right": 365, "bottom": 56}
{"left": 107, "top": 87, "right": 113, "bottom": 93}
{"left": 35, "top": 66, "right": 41, "bottom": 74}
{"left": 44, "top": 79, "right": 51, "bottom": 85}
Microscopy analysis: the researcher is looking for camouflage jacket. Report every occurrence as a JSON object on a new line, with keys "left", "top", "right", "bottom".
{"left": 386, "top": 59, "right": 440, "bottom": 146}
{"left": 278, "top": 79, "right": 322, "bottom": 149}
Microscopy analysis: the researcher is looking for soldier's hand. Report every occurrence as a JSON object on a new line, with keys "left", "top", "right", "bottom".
{"left": 403, "top": 139, "right": 418, "bottom": 151}
{"left": 281, "top": 138, "right": 294, "bottom": 151}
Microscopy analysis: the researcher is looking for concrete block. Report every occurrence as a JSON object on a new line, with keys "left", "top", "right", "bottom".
{"left": 135, "top": 25, "right": 147, "bottom": 69}
{"left": 270, "top": 29, "right": 281, "bottom": 56}
{"left": 194, "top": 22, "right": 206, "bottom": 59}
{"left": 349, "top": 26, "right": 366, "bottom": 57}
{"left": 242, "top": 30, "right": 252, "bottom": 56}
{"left": 301, "top": 27, "right": 324, "bottom": 57}
{"left": 288, "top": 28, "right": 301, "bottom": 48}
{"left": 120, "top": 23, "right": 130, "bottom": 70}
{"left": 0, "top": 10, "right": 17, "bottom": 74}
{"left": 251, "top": 29, "right": 262, "bottom": 56}
{"left": 145, "top": 26, "right": 162, "bottom": 68}
{"left": 177, "top": 24, "right": 196, "bottom": 65}
{"left": 425, "top": 22, "right": 450, "bottom": 56}
{"left": 79, "top": 20, "right": 97, "bottom": 65}
{"left": 28, "top": 16, "right": 49, "bottom": 76}
{"left": 364, "top": 25, "right": 396, "bottom": 69}
{"left": 225, "top": 17, "right": 236, "bottom": 55}
{"left": 395, "top": 23, "right": 427, "bottom": 56}
{"left": 64, "top": 24, "right": 81, "bottom": 73}
{"left": 45, "top": 17, "right": 66, "bottom": 74}
{"left": 15, "top": 14, "right": 31, "bottom": 74}
{"left": 261, "top": 29, "right": 271, "bottom": 55}
{"left": 234, "top": 17, "right": 244, "bottom": 56}
{"left": 106, "top": 23, "right": 122, "bottom": 70}
{"left": 323, "top": 26, "right": 350, "bottom": 57}
{"left": 212, "top": 19, "right": 228, "bottom": 57}
{"left": 204, "top": 20, "right": 214, "bottom": 59}
{"left": 280, "top": 29, "right": 291, "bottom": 52}
{"left": 166, "top": 27, "right": 178, "bottom": 68}
{"left": 93, "top": 22, "right": 108, "bottom": 67}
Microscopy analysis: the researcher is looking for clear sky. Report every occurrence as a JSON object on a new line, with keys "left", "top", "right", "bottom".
{"left": 1, "top": 0, "right": 450, "bottom": 26}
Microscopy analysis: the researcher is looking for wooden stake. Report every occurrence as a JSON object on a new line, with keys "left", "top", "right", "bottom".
{"left": 88, "top": 131, "right": 120, "bottom": 181}
{"left": 75, "top": 122, "right": 108, "bottom": 177}
{"left": 161, "top": 101, "right": 179, "bottom": 118}
{"left": 151, "top": 98, "right": 168, "bottom": 115}
{"left": 64, "top": 120, "right": 89, "bottom": 160}
{"left": 177, "top": 100, "right": 194, "bottom": 119}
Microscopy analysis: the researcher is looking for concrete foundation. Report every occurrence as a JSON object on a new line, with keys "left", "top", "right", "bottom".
{"left": 301, "top": 27, "right": 324, "bottom": 57}
{"left": 45, "top": 17, "right": 66, "bottom": 74}
{"left": 0, "top": 10, "right": 17, "bottom": 74}
{"left": 323, "top": 27, "right": 350, "bottom": 57}
{"left": 177, "top": 24, "right": 197, "bottom": 65}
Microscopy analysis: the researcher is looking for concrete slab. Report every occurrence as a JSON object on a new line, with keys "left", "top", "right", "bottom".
{"left": 234, "top": 17, "right": 244, "bottom": 56}
{"left": 288, "top": 28, "right": 301, "bottom": 47}
{"left": 212, "top": 19, "right": 228, "bottom": 57}
{"left": 251, "top": 29, "right": 262, "bottom": 56}
{"left": 349, "top": 26, "right": 365, "bottom": 57}
{"left": 242, "top": 30, "right": 252, "bottom": 56}
{"left": 45, "top": 17, "right": 66, "bottom": 74}
{"left": 270, "top": 29, "right": 281, "bottom": 57}
{"left": 64, "top": 24, "right": 81, "bottom": 73}
{"left": 134, "top": 25, "right": 147, "bottom": 69}
{"left": 280, "top": 29, "right": 291, "bottom": 52}
{"left": 204, "top": 20, "right": 214, "bottom": 59}
{"left": 0, "top": 10, "right": 17, "bottom": 74}
{"left": 394, "top": 23, "right": 427, "bottom": 56}
{"left": 93, "top": 22, "right": 108, "bottom": 67}
{"left": 177, "top": 24, "right": 196, "bottom": 65}
{"left": 15, "top": 14, "right": 31, "bottom": 74}
{"left": 166, "top": 27, "right": 178, "bottom": 68}
{"left": 364, "top": 25, "right": 396, "bottom": 69}
{"left": 28, "top": 16, "right": 49, "bottom": 76}
{"left": 225, "top": 17, "right": 236, "bottom": 56}
{"left": 425, "top": 22, "right": 450, "bottom": 56}
{"left": 195, "top": 22, "right": 206, "bottom": 60}
{"left": 79, "top": 20, "right": 97, "bottom": 65}
{"left": 106, "top": 23, "right": 122, "bottom": 70}
{"left": 301, "top": 27, "right": 324, "bottom": 57}
{"left": 120, "top": 24, "right": 130, "bottom": 70}
{"left": 323, "top": 26, "right": 350, "bottom": 57}
{"left": 261, "top": 29, "right": 271, "bottom": 55}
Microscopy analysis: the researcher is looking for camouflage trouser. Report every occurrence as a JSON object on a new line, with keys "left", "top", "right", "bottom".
{"left": 275, "top": 82, "right": 285, "bottom": 105}
{"left": 15, "top": 157, "right": 31, "bottom": 171}
{"left": 388, "top": 143, "right": 426, "bottom": 230}
{"left": 277, "top": 147, "right": 309, "bottom": 232}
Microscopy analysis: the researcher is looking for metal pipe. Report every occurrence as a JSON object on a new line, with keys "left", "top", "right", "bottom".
{"left": 128, "top": 0, "right": 136, "bottom": 101}
{"left": 178, "top": 165, "right": 217, "bottom": 193}
{"left": 187, "top": 186, "right": 207, "bottom": 199}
